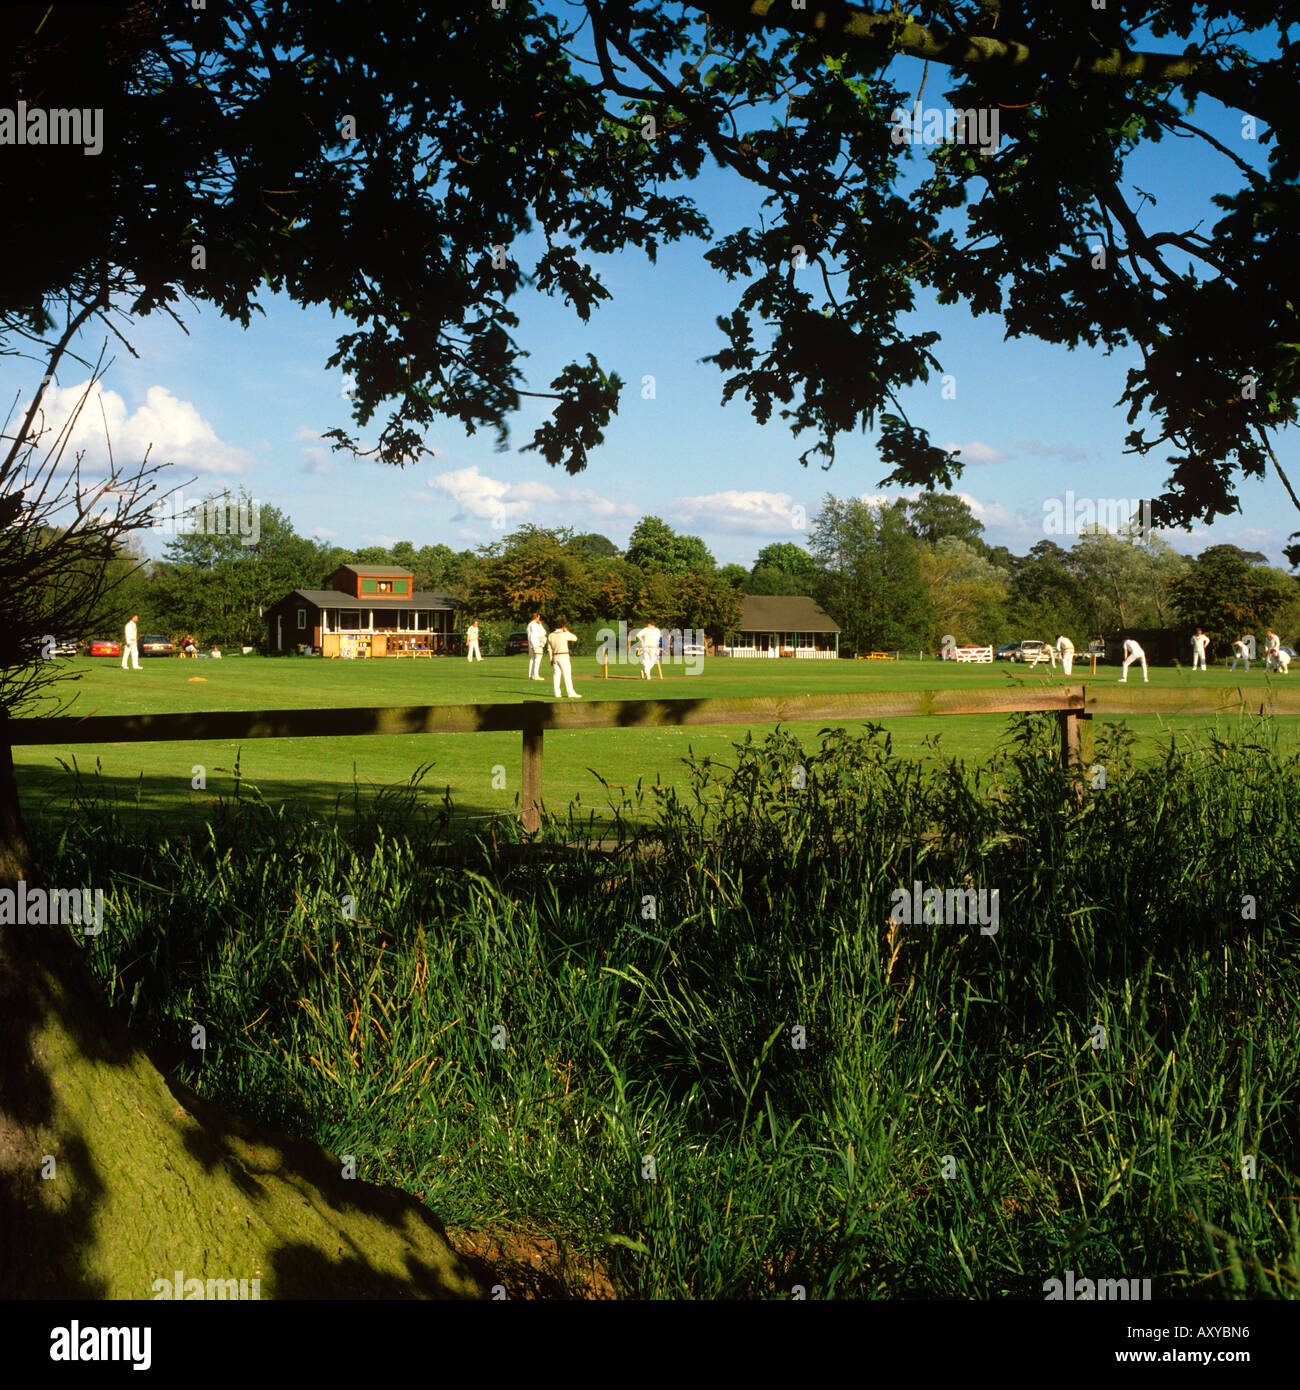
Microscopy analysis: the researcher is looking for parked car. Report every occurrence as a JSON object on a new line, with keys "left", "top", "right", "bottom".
{"left": 87, "top": 638, "right": 122, "bottom": 657}
{"left": 140, "top": 634, "right": 175, "bottom": 657}
{"left": 1085, "top": 640, "right": 1106, "bottom": 662}
{"left": 33, "top": 634, "right": 78, "bottom": 658}
{"left": 995, "top": 640, "right": 1051, "bottom": 663}
{"left": 505, "top": 630, "right": 530, "bottom": 655}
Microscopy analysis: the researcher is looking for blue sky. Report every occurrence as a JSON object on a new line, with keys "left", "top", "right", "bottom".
{"left": 5, "top": 26, "right": 1296, "bottom": 572}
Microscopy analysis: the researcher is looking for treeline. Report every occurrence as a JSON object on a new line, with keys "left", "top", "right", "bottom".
{"left": 100, "top": 489, "right": 1300, "bottom": 654}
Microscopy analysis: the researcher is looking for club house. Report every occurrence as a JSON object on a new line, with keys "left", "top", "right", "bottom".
{"left": 721, "top": 595, "right": 841, "bottom": 659}
{"left": 265, "top": 565, "right": 460, "bottom": 657}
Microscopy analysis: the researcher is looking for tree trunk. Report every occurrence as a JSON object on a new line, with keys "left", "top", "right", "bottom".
{"left": 0, "top": 738, "right": 480, "bottom": 1299}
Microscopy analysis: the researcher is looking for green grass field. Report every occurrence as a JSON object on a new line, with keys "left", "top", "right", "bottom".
{"left": 14, "top": 651, "right": 1299, "bottom": 829}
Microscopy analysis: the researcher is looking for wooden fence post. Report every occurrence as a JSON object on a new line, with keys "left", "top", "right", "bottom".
{"left": 521, "top": 705, "right": 543, "bottom": 833}
{"left": 1058, "top": 704, "right": 1092, "bottom": 801}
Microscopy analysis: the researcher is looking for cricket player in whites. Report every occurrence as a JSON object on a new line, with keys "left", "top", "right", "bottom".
{"left": 546, "top": 618, "right": 582, "bottom": 698}
{"left": 526, "top": 612, "right": 546, "bottom": 681}
{"left": 1230, "top": 635, "right": 1251, "bottom": 672}
{"left": 636, "top": 620, "right": 663, "bottom": 680}
{"left": 1265, "top": 630, "right": 1290, "bottom": 673}
{"left": 122, "top": 613, "right": 140, "bottom": 670}
{"left": 1056, "top": 635, "right": 1075, "bottom": 676}
{"left": 1191, "top": 628, "right": 1209, "bottom": 670}
{"left": 465, "top": 619, "right": 482, "bottom": 662}
{"left": 1118, "top": 637, "right": 1148, "bottom": 683}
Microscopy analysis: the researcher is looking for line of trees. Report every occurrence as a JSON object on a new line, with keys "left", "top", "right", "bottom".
{"left": 102, "top": 490, "right": 1300, "bottom": 655}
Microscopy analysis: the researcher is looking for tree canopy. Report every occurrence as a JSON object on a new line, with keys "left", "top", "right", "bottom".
{"left": 624, "top": 516, "right": 716, "bottom": 573}
{"left": 6, "top": 1, "right": 1300, "bottom": 552}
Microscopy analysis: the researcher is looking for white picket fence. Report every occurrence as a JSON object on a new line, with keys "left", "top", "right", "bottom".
{"left": 952, "top": 646, "right": 994, "bottom": 663}
{"left": 723, "top": 647, "right": 837, "bottom": 659}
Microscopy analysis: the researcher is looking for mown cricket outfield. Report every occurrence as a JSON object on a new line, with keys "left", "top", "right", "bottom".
{"left": 13, "top": 651, "right": 1300, "bottom": 828}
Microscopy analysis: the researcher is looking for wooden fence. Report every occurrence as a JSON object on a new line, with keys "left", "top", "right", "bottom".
{"left": 9, "top": 684, "right": 1300, "bottom": 832}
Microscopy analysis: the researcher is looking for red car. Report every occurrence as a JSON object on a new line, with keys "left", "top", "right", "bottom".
{"left": 87, "top": 638, "right": 122, "bottom": 657}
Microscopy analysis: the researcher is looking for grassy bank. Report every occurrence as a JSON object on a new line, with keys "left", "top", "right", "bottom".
{"left": 41, "top": 714, "right": 1300, "bottom": 1298}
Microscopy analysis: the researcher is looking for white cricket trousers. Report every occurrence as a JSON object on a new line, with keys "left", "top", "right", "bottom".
{"left": 552, "top": 653, "right": 579, "bottom": 698}
{"left": 1192, "top": 649, "right": 1206, "bottom": 670}
{"left": 1120, "top": 651, "right": 1148, "bottom": 681}
{"left": 121, "top": 643, "right": 139, "bottom": 670}
{"left": 467, "top": 639, "right": 481, "bottom": 662}
{"left": 1060, "top": 649, "right": 1073, "bottom": 675}
{"left": 528, "top": 647, "right": 543, "bottom": 679}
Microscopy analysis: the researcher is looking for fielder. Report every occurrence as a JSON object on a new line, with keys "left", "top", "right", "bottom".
{"left": 526, "top": 611, "right": 546, "bottom": 681}
{"left": 465, "top": 619, "right": 482, "bottom": 662}
{"left": 1118, "top": 638, "right": 1148, "bottom": 683}
{"left": 121, "top": 614, "right": 140, "bottom": 671}
{"left": 636, "top": 621, "right": 663, "bottom": 680}
{"left": 1056, "top": 635, "right": 1075, "bottom": 676}
{"left": 546, "top": 618, "right": 582, "bottom": 699}
{"left": 1230, "top": 635, "right": 1250, "bottom": 672}
{"left": 1191, "top": 628, "right": 1209, "bottom": 671}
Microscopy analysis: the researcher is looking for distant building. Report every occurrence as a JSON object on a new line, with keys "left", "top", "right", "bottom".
{"left": 723, "top": 595, "right": 840, "bottom": 659}
{"left": 264, "top": 565, "right": 460, "bottom": 656}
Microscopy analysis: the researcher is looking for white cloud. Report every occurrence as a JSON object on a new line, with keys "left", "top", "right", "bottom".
{"left": 313, "top": 526, "right": 338, "bottom": 538}
{"left": 669, "top": 490, "right": 807, "bottom": 535}
{"left": 942, "top": 440, "right": 1008, "bottom": 465}
{"left": 428, "top": 465, "right": 535, "bottom": 522}
{"left": 960, "top": 495, "right": 1038, "bottom": 538}
{"left": 426, "top": 464, "right": 630, "bottom": 529}
{"left": 566, "top": 486, "right": 638, "bottom": 520}
{"left": 22, "top": 380, "right": 254, "bottom": 477}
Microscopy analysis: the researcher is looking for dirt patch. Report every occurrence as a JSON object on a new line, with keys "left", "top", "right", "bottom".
{"left": 447, "top": 1227, "right": 617, "bottom": 1300}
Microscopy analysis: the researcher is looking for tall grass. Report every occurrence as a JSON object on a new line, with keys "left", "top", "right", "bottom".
{"left": 42, "top": 714, "right": 1300, "bottom": 1298}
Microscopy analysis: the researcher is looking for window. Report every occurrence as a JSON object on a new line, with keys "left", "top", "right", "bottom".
{"left": 339, "top": 609, "right": 361, "bottom": 630}
{"left": 297, "top": 608, "right": 307, "bottom": 630}
{"left": 378, "top": 580, "right": 392, "bottom": 594}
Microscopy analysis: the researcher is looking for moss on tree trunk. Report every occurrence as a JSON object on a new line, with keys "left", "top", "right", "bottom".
{"left": 0, "top": 744, "right": 479, "bottom": 1299}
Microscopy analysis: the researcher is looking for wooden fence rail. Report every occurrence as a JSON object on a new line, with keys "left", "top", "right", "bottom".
{"left": 9, "top": 683, "right": 1300, "bottom": 832}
